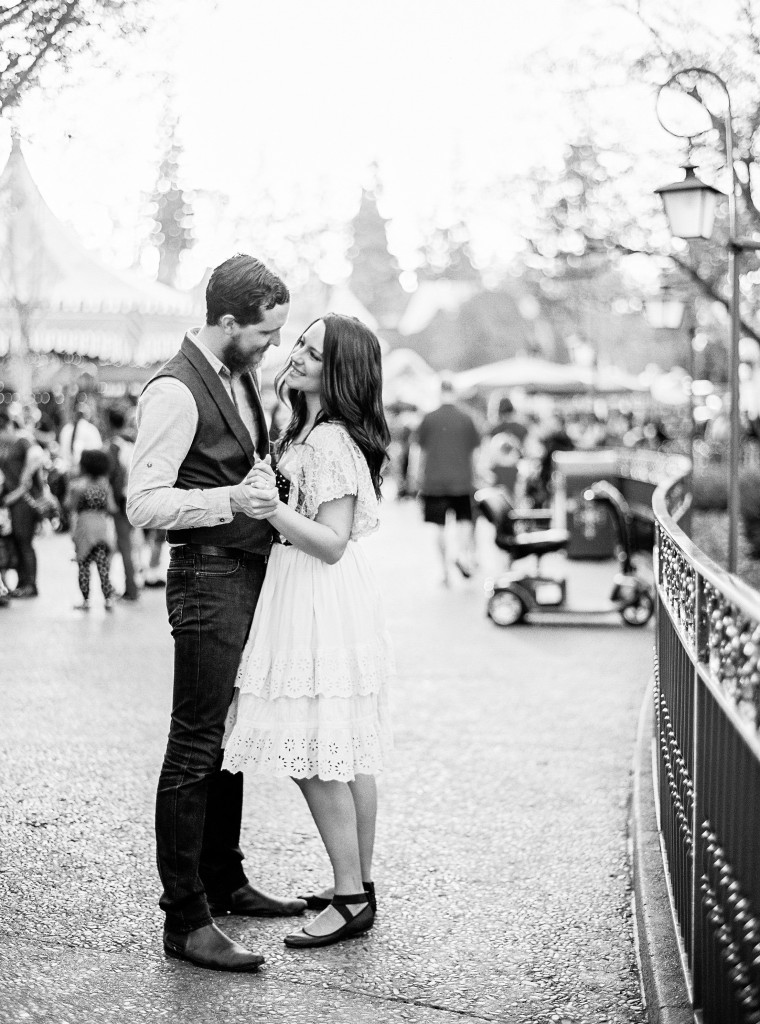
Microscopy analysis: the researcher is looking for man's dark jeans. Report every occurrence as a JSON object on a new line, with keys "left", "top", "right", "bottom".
{"left": 157, "top": 547, "right": 267, "bottom": 934}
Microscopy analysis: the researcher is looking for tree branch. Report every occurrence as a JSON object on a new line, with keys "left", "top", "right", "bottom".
{"left": 605, "top": 239, "right": 760, "bottom": 343}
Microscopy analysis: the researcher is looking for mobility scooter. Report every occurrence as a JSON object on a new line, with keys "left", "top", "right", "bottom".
{"left": 474, "top": 480, "right": 655, "bottom": 627}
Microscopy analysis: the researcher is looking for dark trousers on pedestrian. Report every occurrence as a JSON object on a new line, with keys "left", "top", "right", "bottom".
{"left": 10, "top": 500, "right": 37, "bottom": 589}
{"left": 156, "top": 547, "right": 267, "bottom": 934}
{"left": 113, "top": 510, "right": 138, "bottom": 598}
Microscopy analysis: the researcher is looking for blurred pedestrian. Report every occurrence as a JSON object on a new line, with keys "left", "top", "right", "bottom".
{"left": 106, "top": 408, "right": 139, "bottom": 601}
{"left": 67, "top": 448, "right": 118, "bottom": 612}
{"left": 412, "top": 375, "right": 481, "bottom": 585}
{"left": 59, "top": 395, "right": 102, "bottom": 472}
{"left": 531, "top": 412, "right": 575, "bottom": 508}
{"left": 487, "top": 394, "right": 528, "bottom": 450}
{"left": 54, "top": 397, "right": 101, "bottom": 532}
{"left": 485, "top": 431, "right": 521, "bottom": 497}
{"left": 0, "top": 411, "right": 43, "bottom": 598}
{"left": 0, "top": 463, "right": 24, "bottom": 605}
{"left": 140, "top": 528, "right": 166, "bottom": 588}
{"left": 127, "top": 253, "right": 302, "bottom": 972}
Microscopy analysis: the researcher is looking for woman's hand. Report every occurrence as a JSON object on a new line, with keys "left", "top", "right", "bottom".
{"left": 230, "top": 457, "right": 279, "bottom": 519}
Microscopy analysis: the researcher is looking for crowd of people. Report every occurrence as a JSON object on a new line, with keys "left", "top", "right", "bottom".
{"left": 382, "top": 386, "right": 691, "bottom": 585}
{"left": 0, "top": 398, "right": 167, "bottom": 609}
{"left": 0, "top": 363, "right": 698, "bottom": 608}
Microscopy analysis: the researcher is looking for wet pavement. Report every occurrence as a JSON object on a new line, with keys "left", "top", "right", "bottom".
{"left": 0, "top": 500, "right": 655, "bottom": 1023}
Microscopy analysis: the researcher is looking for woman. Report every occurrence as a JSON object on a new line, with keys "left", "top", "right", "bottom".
{"left": 223, "top": 313, "right": 394, "bottom": 949}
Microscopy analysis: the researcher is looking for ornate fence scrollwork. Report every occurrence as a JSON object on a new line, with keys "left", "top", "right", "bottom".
{"left": 652, "top": 454, "right": 760, "bottom": 1024}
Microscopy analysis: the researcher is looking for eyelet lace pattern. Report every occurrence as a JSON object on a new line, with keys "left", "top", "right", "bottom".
{"left": 284, "top": 422, "right": 380, "bottom": 540}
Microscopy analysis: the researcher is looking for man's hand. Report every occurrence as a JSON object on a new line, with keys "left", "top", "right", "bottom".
{"left": 230, "top": 456, "right": 279, "bottom": 519}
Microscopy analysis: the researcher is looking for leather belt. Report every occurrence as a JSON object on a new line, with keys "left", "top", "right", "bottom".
{"left": 172, "top": 543, "right": 267, "bottom": 563}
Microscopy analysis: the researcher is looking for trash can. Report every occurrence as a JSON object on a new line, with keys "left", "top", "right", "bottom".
{"left": 553, "top": 450, "right": 620, "bottom": 559}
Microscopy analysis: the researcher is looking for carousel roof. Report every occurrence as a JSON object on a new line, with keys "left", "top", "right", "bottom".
{"left": 0, "top": 136, "right": 200, "bottom": 368}
{"left": 0, "top": 136, "right": 194, "bottom": 317}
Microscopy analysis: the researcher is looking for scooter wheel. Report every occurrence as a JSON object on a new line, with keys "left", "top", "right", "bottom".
{"left": 620, "top": 589, "right": 654, "bottom": 627}
{"left": 487, "top": 589, "right": 525, "bottom": 627}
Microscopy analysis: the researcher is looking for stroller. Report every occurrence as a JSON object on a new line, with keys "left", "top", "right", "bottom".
{"left": 474, "top": 480, "right": 654, "bottom": 627}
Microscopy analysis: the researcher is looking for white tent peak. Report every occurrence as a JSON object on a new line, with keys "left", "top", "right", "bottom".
{"left": 0, "top": 138, "right": 195, "bottom": 317}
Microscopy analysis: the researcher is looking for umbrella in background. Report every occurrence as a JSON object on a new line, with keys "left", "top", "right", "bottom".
{"left": 454, "top": 356, "right": 645, "bottom": 395}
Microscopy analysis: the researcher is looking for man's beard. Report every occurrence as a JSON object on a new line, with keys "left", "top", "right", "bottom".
{"left": 222, "top": 340, "right": 263, "bottom": 375}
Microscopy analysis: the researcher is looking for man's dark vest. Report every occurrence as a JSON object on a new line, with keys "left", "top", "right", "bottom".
{"left": 146, "top": 335, "right": 272, "bottom": 554}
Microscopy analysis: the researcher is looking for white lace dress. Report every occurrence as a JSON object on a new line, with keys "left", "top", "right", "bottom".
{"left": 223, "top": 421, "right": 394, "bottom": 781}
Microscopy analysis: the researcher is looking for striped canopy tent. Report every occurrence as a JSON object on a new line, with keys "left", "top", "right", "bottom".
{"left": 0, "top": 136, "right": 198, "bottom": 375}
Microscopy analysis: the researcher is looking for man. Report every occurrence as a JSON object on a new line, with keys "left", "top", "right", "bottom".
{"left": 106, "top": 408, "right": 139, "bottom": 601}
{"left": 127, "top": 254, "right": 304, "bottom": 973}
{"left": 413, "top": 375, "right": 481, "bottom": 585}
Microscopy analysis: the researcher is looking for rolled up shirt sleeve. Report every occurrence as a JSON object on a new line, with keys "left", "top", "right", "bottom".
{"left": 126, "top": 378, "right": 236, "bottom": 531}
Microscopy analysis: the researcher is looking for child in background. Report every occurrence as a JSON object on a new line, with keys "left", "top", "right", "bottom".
{"left": 67, "top": 449, "right": 118, "bottom": 611}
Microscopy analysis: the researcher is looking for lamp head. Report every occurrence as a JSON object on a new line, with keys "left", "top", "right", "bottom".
{"left": 655, "top": 162, "right": 723, "bottom": 240}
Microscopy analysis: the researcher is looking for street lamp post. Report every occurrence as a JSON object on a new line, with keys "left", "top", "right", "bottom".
{"left": 654, "top": 67, "right": 760, "bottom": 574}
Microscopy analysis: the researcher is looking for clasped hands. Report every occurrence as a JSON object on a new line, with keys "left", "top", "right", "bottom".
{"left": 231, "top": 456, "right": 279, "bottom": 520}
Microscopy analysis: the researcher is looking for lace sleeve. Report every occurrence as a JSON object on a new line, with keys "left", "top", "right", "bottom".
{"left": 296, "top": 423, "right": 379, "bottom": 538}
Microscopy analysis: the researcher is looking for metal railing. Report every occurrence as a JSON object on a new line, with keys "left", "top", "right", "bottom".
{"left": 651, "top": 453, "right": 760, "bottom": 1023}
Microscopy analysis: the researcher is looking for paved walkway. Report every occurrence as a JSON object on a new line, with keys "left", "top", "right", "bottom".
{"left": 0, "top": 501, "right": 655, "bottom": 1024}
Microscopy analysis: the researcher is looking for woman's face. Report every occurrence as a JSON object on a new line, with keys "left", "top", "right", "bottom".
{"left": 286, "top": 319, "right": 325, "bottom": 397}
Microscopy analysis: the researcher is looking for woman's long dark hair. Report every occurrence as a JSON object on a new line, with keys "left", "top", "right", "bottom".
{"left": 274, "top": 314, "right": 391, "bottom": 498}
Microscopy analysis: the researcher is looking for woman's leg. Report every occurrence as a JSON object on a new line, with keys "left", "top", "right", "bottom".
{"left": 348, "top": 774, "right": 377, "bottom": 884}
{"left": 296, "top": 774, "right": 378, "bottom": 905}
{"left": 295, "top": 777, "right": 366, "bottom": 936}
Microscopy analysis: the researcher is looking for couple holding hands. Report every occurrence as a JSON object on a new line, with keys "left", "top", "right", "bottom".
{"left": 127, "top": 254, "right": 394, "bottom": 972}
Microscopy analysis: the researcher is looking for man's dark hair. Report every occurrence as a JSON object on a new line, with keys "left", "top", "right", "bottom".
{"left": 79, "top": 448, "right": 111, "bottom": 478}
{"left": 107, "top": 408, "right": 126, "bottom": 431}
{"left": 206, "top": 254, "right": 289, "bottom": 327}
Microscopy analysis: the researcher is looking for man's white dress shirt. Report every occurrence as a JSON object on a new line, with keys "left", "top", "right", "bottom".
{"left": 126, "top": 332, "right": 260, "bottom": 532}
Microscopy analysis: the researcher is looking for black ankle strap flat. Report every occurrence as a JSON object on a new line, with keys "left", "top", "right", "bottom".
{"left": 283, "top": 893, "right": 374, "bottom": 949}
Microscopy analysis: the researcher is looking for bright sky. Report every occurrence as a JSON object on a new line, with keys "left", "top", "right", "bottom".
{"left": 0, "top": 0, "right": 724, "bottom": 290}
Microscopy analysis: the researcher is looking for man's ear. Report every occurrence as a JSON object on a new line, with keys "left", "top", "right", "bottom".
{"left": 219, "top": 314, "right": 236, "bottom": 333}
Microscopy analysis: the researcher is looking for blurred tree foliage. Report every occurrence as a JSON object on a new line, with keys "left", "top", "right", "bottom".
{"left": 0, "top": 0, "right": 146, "bottom": 115}
{"left": 148, "top": 109, "right": 193, "bottom": 288}
{"left": 349, "top": 185, "right": 405, "bottom": 330}
{"left": 517, "top": 0, "right": 760, "bottom": 345}
{"left": 518, "top": 143, "right": 649, "bottom": 358}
